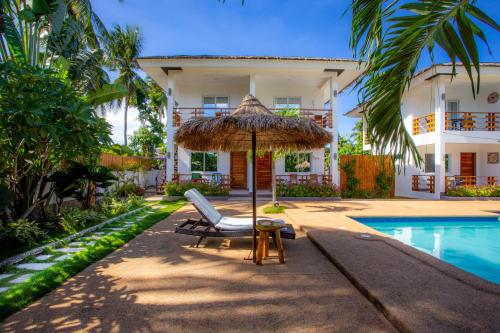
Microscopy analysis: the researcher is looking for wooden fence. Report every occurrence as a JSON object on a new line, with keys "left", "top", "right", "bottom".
{"left": 99, "top": 153, "right": 156, "bottom": 171}
{"left": 340, "top": 155, "right": 395, "bottom": 197}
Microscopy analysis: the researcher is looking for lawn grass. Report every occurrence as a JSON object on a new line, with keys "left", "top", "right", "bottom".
{"left": 0, "top": 200, "right": 185, "bottom": 322}
{"left": 263, "top": 205, "right": 286, "bottom": 214}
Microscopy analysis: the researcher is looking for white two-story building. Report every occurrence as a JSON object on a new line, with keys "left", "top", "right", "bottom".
{"left": 347, "top": 63, "right": 500, "bottom": 199}
{"left": 137, "top": 55, "right": 362, "bottom": 192}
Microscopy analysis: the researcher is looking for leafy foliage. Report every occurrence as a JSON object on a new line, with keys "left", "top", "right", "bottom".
{"left": 0, "top": 219, "right": 46, "bottom": 246}
{"left": 48, "top": 161, "right": 117, "bottom": 209}
{"left": 164, "top": 182, "right": 230, "bottom": 197}
{"left": 446, "top": 185, "right": 500, "bottom": 197}
{"left": 0, "top": 62, "right": 111, "bottom": 219}
{"left": 350, "top": 0, "right": 499, "bottom": 164}
{"left": 276, "top": 183, "right": 340, "bottom": 197}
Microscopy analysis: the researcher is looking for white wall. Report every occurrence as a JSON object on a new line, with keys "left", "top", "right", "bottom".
{"left": 255, "top": 77, "right": 325, "bottom": 109}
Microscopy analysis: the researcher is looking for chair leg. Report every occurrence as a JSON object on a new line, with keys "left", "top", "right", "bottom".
{"left": 256, "top": 232, "right": 265, "bottom": 265}
{"left": 263, "top": 232, "right": 269, "bottom": 259}
{"left": 195, "top": 236, "right": 205, "bottom": 248}
{"left": 274, "top": 229, "right": 285, "bottom": 264}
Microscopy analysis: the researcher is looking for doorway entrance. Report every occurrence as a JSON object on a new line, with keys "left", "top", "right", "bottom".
{"left": 230, "top": 152, "right": 247, "bottom": 189}
{"left": 256, "top": 152, "right": 272, "bottom": 190}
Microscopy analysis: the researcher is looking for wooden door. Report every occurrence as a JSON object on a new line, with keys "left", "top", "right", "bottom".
{"left": 230, "top": 152, "right": 247, "bottom": 189}
{"left": 460, "top": 152, "right": 476, "bottom": 176}
{"left": 256, "top": 152, "right": 272, "bottom": 190}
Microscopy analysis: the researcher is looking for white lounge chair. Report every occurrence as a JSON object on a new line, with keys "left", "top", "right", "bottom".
{"left": 175, "top": 188, "right": 296, "bottom": 247}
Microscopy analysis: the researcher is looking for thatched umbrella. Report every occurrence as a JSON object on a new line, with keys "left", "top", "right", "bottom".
{"left": 175, "top": 94, "right": 332, "bottom": 262}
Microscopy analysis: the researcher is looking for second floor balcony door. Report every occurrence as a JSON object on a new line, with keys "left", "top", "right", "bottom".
{"left": 203, "top": 96, "right": 229, "bottom": 117}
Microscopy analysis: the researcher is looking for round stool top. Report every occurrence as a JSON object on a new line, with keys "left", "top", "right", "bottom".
{"left": 256, "top": 219, "right": 282, "bottom": 231}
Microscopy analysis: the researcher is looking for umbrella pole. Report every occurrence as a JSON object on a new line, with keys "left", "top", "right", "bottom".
{"left": 252, "top": 130, "right": 257, "bottom": 263}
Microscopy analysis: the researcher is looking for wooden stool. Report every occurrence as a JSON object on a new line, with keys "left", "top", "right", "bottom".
{"left": 256, "top": 220, "right": 285, "bottom": 265}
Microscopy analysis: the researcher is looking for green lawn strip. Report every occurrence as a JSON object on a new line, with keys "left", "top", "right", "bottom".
{"left": 0, "top": 200, "right": 185, "bottom": 322}
{"left": 263, "top": 205, "right": 286, "bottom": 214}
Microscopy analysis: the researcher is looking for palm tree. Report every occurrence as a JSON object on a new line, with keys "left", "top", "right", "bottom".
{"left": 350, "top": 0, "right": 499, "bottom": 164}
{"left": 106, "top": 24, "right": 146, "bottom": 146}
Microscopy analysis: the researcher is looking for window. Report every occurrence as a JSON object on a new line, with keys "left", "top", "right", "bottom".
{"left": 424, "top": 153, "right": 435, "bottom": 173}
{"left": 274, "top": 97, "right": 301, "bottom": 110}
{"left": 191, "top": 152, "right": 218, "bottom": 172}
{"left": 447, "top": 100, "right": 460, "bottom": 119}
{"left": 424, "top": 153, "right": 450, "bottom": 173}
{"left": 203, "top": 96, "right": 229, "bottom": 117}
{"left": 285, "top": 153, "right": 311, "bottom": 172}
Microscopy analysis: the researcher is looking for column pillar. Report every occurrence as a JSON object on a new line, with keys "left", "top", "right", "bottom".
{"left": 433, "top": 78, "right": 446, "bottom": 199}
{"left": 165, "top": 77, "right": 175, "bottom": 182}
{"left": 329, "top": 76, "right": 340, "bottom": 185}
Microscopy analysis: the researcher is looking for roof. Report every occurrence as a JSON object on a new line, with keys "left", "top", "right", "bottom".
{"left": 413, "top": 62, "right": 500, "bottom": 80}
{"left": 344, "top": 104, "right": 365, "bottom": 118}
{"left": 136, "top": 54, "right": 358, "bottom": 63}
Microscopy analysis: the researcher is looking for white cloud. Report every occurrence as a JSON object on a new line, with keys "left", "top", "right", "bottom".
{"left": 104, "top": 106, "right": 142, "bottom": 145}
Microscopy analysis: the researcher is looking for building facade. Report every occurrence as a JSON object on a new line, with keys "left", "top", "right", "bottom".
{"left": 347, "top": 63, "right": 500, "bottom": 199}
{"left": 137, "top": 55, "right": 362, "bottom": 192}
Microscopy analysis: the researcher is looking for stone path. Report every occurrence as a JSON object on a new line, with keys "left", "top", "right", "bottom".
{"left": 0, "top": 207, "right": 154, "bottom": 295}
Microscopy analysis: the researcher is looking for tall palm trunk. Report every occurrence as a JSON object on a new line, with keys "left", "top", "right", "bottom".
{"left": 123, "top": 94, "right": 130, "bottom": 146}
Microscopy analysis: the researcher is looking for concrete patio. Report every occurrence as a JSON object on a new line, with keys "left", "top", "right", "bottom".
{"left": 1, "top": 199, "right": 499, "bottom": 332}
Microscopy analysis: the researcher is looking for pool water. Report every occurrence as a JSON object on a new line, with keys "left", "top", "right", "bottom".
{"left": 354, "top": 216, "right": 500, "bottom": 284}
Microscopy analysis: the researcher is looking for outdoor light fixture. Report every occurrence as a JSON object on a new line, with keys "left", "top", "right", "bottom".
{"left": 333, "top": 90, "right": 338, "bottom": 97}
{"left": 441, "top": 93, "right": 446, "bottom": 100}
{"left": 167, "top": 152, "right": 171, "bottom": 159}
{"left": 333, "top": 153, "right": 338, "bottom": 160}
{"left": 168, "top": 88, "right": 172, "bottom": 96}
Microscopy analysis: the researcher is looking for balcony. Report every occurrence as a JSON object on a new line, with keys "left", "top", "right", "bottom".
{"left": 412, "top": 175, "right": 435, "bottom": 193}
{"left": 445, "top": 112, "right": 499, "bottom": 131}
{"left": 412, "top": 114, "right": 435, "bottom": 135}
{"left": 173, "top": 107, "right": 333, "bottom": 128}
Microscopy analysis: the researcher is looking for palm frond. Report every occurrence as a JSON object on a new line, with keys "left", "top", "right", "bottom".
{"left": 351, "top": 0, "right": 499, "bottom": 165}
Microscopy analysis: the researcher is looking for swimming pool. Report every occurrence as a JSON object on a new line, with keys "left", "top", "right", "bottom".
{"left": 353, "top": 216, "right": 500, "bottom": 284}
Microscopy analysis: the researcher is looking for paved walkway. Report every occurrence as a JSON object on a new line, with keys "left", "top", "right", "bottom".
{"left": 1, "top": 202, "right": 395, "bottom": 333}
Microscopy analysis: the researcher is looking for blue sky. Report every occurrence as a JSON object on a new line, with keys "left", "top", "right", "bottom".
{"left": 93, "top": 0, "right": 500, "bottom": 143}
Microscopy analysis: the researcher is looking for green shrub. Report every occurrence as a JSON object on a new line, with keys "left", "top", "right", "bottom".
{"left": 57, "top": 208, "right": 105, "bottom": 233}
{"left": 114, "top": 181, "right": 146, "bottom": 197}
{"left": 0, "top": 219, "right": 46, "bottom": 245}
{"left": 375, "top": 170, "right": 393, "bottom": 198}
{"left": 276, "top": 183, "right": 340, "bottom": 197}
{"left": 164, "top": 181, "right": 229, "bottom": 197}
{"left": 446, "top": 185, "right": 500, "bottom": 197}
{"left": 99, "top": 196, "right": 129, "bottom": 217}
{"left": 126, "top": 194, "right": 145, "bottom": 208}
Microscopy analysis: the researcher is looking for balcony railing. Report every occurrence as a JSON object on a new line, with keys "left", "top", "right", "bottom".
{"left": 412, "top": 175, "right": 435, "bottom": 193}
{"left": 445, "top": 112, "right": 499, "bottom": 131}
{"left": 412, "top": 114, "right": 435, "bottom": 135}
{"left": 275, "top": 174, "right": 332, "bottom": 185}
{"left": 445, "top": 176, "right": 498, "bottom": 192}
{"left": 173, "top": 107, "right": 333, "bottom": 128}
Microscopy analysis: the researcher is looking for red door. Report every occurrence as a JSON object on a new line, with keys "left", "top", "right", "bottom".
{"left": 460, "top": 152, "right": 476, "bottom": 176}
{"left": 256, "top": 152, "right": 272, "bottom": 190}
{"left": 230, "top": 152, "right": 247, "bottom": 189}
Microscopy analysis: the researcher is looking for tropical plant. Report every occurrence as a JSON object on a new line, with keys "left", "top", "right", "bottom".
{"left": 0, "top": 62, "right": 112, "bottom": 219}
{"left": 350, "top": 0, "right": 499, "bottom": 164}
{"left": 0, "top": 0, "right": 126, "bottom": 105}
{"left": 339, "top": 120, "right": 366, "bottom": 156}
{"left": 48, "top": 161, "right": 117, "bottom": 210}
{"left": 129, "top": 126, "right": 164, "bottom": 157}
{"left": 106, "top": 24, "right": 146, "bottom": 145}
{"left": 0, "top": 218, "right": 46, "bottom": 246}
